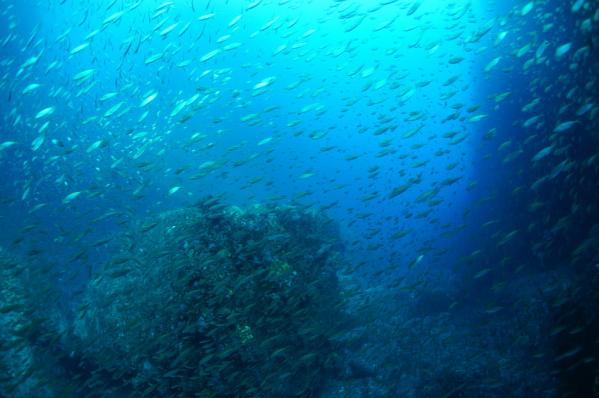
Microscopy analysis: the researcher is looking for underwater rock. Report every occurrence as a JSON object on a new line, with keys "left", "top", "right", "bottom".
{"left": 73, "top": 200, "right": 354, "bottom": 397}
{"left": 0, "top": 247, "right": 67, "bottom": 397}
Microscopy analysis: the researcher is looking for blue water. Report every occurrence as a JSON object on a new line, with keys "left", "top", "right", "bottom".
{"left": 1, "top": 0, "right": 598, "bottom": 397}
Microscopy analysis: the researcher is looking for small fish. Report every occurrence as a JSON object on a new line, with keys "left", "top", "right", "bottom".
{"left": 523, "top": 115, "right": 541, "bottom": 128}
{"left": 31, "top": 135, "right": 45, "bottom": 151}
{"left": 70, "top": 42, "right": 90, "bottom": 55}
{"left": 536, "top": 41, "right": 549, "bottom": 58}
{"left": 484, "top": 56, "right": 501, "bottom": 73}
{"left": 106, "top": 0, "right": 118, "bottom": 10}
{"left": 554, "top": 346, "right": 582, "bottom": 362}
{"left": 103, "top": 10, "right": 126, "bottom": 26}
{"left": 178, "top": 22, "right": 191, "bottom": 36}
{"left": 35, "top": 107, "right": 55, "bottom": 119}
{"left": 495, "top": 31, "right": 508, "bottom": 45}
{"left": 409, "top": 254, "right": 424, "bottom": 268}
{"left": 485, "top": 305, "right": 504, "bottom": 314}
{"left": 299, "top": 172, "right": 314, "bottom": 179}
{"left": 176, "top": 59, "right": 192, "bottom": 68}
{"left": 474, "top": 268, "right": 491, "bottom": 279}
{"left": 223, "top": 42, "right": 241, "bottom": 51}
{"left": 22, "top": 83, "right": 42, "bottom": 94}
{"left": 159, "top": 22, "right": 178, "bottom": 37}
{"left": 253, "top": 77, "right": 276, "bottom": 90}
{"left": 17, "top": 51, "right": 43, "bottom": 76}
{"left": 140, "top": 91, "right": 158, "bottom": 107}
{"left": 140, "top": 222, "right": 158, "bottom": 233}
{"left": 532, "top": 145, "right": 554, "bottom": 162}
{"left": 199, "top": 160, "right": 217, "bottom": 170}
{"left": 85, "top": 29, "right": 100, "bottom": 40}
{"left": 555, "top": 43, "right": 572, "bottom": 58}
{"left": 516, "top": 44, "right": 531, "bottom": 57}
{"left": 0, "top": 303, "right": 23, "bottom": 314}
{"left": 100, "top": 92, "right": 118, "bottom": 102}
{"left": 576, "top": 102, "right": 593, "bottom": 116}
{"left": 497, "top": 230, "right": 519, "bottom": 246}
{"left": 571, "top": 0, "right": 585, "bottom": 12}
{"left": 0, "top": 141, "right": 17, "bottom": 151}
{"left": 200, "top": 49, "right": 220, "bottom": 62}
{"left": 228, "top": 15, "right": 242, "bottom": 27}
{"left": 521, "top": 1, "right": 534, "bottom": 16}
{"left": 247, "top": 0, "right": 262, "bottom": 10}
{"left": 402, "top": 125, "right": 423, "bottom": 139}
{"left": 553, "top": 121, "right": 578, "bottom": 133}
{"left": 63, "top": 191, "right": 82, "bottom": 204}
{"left": 388, "top": 184, "right": 410, "bottom": 198}
{"left": 407, "top": 0, "right": 423, "bottom": 16}
{"left": 198, "top": 13, "right": 216, "bottom": 21}
{"left": 469, "top": 114, "right": 488, "bottom": 122}
{"left": 257, "top": 137, "right": 273, "bottom": 146}
{"left": 86, "top": 139, "right": 106, "bottom": 153}
{"left": 108, "top": 268, "right": 132, "bottom": 278}
{"left": 73, "top": 69, "right": 95, "bottom": 82}
{"left": 104, "top": 101, "right": 124, "bottom": 117}
{"left": 92, "top": 238, "right": 112, "bottom": 247}
{"left": 168, "top": 186, "right": 181, "bottom": 195}
{"left": 145, "top": 53, "right": 164, "bottom": 64}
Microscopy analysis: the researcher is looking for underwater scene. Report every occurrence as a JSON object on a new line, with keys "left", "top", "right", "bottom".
{"left": 0, "top": 0, "right": 598, "bottom": 397}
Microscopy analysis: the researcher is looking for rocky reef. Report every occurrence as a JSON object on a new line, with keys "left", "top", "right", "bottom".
{"left": 70, "top": 199, "right": 355, "bottom": 397}
{"left": 0, "top": 247, "right": 67, "bottom": 397}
